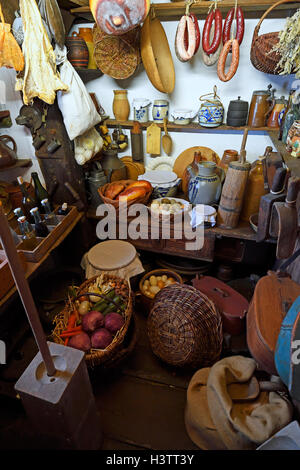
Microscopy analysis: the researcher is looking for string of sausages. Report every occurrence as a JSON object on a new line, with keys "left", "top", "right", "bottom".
{"left": 174, "top": 0, "right": 245, "bottom": 82}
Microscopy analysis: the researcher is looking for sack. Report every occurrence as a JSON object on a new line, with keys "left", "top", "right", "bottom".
{"left": 74, "top": 128, "right": 103, "bottom": 166}
{"left": 57, "top": 47, "right": 101, "bottom": 140}
{"left": 185, "top": 356, "right": 293, "bottom": 450}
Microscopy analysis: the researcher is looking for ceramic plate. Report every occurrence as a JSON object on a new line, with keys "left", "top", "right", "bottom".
{"left": 173, "top": 146, "right": 220, "bottom": 179}
{"left": 146, "top": 156, "right": 175, "bottom": 172}
{"left": 140, "top": 170, "right": 178, "bottom": 185}
{"left": 149, "top": 197, "right": 191, "bottom": 216}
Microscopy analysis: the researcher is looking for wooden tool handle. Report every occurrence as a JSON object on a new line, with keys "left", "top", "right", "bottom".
{"left": 271, "top": 167, "right": 287, "bottom": 194}
{"left": 163, "top": 118, "right": 168, "bottom": 135}
{"left": 240, "top": 128, "right": 249, "bottom": 152}
{"left": 286, "top": 176, "right": 300, "bottom": 205}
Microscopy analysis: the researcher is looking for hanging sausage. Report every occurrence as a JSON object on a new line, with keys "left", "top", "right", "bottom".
{"left": 175, "top": 1, "right": 200, "bottom": 63}
{"left": 222, "top": 6, "right": 245, "bottom": 46}
{"left": 217, "top": 38, "right": 240, "bottom": 82}
{"left": 202, "top": 7, "right": 223, "bottom": 55}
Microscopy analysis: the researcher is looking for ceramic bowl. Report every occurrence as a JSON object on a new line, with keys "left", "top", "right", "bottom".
{"left": 139, "top": 170, "right": 181, "bottom": 198}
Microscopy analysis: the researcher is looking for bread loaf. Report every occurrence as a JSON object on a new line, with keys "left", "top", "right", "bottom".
{"left": 126, "top": 180, "right": 152, "bottom": 192}
{"left": 116, "top": 186, "right": 147, "bottom": 202}
{"left": 105, "top": 182, "right": 125, "bottom": 200}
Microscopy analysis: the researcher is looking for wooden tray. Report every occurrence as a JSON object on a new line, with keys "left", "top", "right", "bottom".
{"left": 0, "top": 206, "right": 79, "bottom": 263}
{"left": 0, "top": 251, "right": 27, "bottom": 300}
{"left": 173, "top": 146, "right": 220, "bottom": 179}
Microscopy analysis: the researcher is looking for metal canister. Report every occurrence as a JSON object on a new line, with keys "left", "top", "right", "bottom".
{"left": 227, "top": 96, "right": 249, "bottom": 127}
{"left": 86, "top": 162, "right": 107, "bottom": 208}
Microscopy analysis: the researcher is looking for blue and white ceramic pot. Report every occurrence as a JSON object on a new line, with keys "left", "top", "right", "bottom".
{"left": 188, "top": 161, "right": 224, "bottom": 206}
{"left": 152, "top": 100, "right": 169, "bottom": 123}
{"left": 198, "top": 86, "right": 224, "bottom": 128}
{"left": 133, "top": 99, "right": 151, "bottom": 123}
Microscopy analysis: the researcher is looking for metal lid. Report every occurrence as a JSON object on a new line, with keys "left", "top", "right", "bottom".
{"left": 230, "top": 96, "right": 248, "bottom": 104}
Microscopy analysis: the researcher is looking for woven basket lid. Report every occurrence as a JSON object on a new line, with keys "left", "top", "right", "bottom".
{"left": 93, "top": 25, "right": 141, "bottom": 80}
{"left": 88, "top": 240, "right": 137, "bottom": 271}
{"left": 148, "top": 284, "right": 223, "bottom": 368}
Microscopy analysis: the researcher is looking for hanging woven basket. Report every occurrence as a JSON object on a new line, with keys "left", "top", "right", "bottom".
{"left": 147, "top": 284, "right": 223, "bottom": 368}
{"left": 250, "top": 0, "right": 298, "bottom": 75}
{"left": 93, "top": 24, "right": 141, "bottom": 79}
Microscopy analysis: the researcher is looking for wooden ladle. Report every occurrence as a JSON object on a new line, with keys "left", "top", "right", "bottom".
{"left": 162, "top": 118, "right": 172, "bottom": 156}
{"left": 228, "top": 376, "right": 287, "bottom": 402}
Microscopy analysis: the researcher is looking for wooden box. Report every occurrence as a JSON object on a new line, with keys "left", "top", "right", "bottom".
{"left": 0, "top": 251, "right": 27, "bottom": 300}
{"left": 0, "top": 206, "right": 79, "bottom": 263}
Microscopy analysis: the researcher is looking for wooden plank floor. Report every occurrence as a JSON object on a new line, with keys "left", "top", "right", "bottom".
{"left": 0, "top": 308, "right": 198, "bottom": 450}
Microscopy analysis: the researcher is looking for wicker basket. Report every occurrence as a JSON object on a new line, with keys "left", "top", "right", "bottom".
{"left": 98, "top": 180, "right": 153, "bottom": 210}
{"left": 51, "top": 274, "right": 134, "bottom": 368}
{"left": 250, "top": 0, "right": 298, "bottom": 75}
{"left": 148, "top": 284, "right": 223, "bottom": 368}
{"left": 93, "top": 24, "right": 141, "bottom": 80}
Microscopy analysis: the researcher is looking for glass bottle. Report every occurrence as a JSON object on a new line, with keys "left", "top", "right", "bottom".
{"left": 31, "top": 172, "right": 50, "bottom": 211}
{"left": 17, "top": 176, "right": 36, "bottom": 223}
{"left": 30, "top": 207, "right": 49, "bottom": 238}
{"left": 279, "top": 89, "right": 295, "bottom": 140}
{"left": 13, "top": 207, "right": 24, "bottom": 219}
{"left": 41, "top": 199, "right": 59, "bottom": 226}
{"left": 57, "top": 203, "right": 69, "bottom": 216}
{"left": 17, "top": 216, "right": 39, "bottom": 251}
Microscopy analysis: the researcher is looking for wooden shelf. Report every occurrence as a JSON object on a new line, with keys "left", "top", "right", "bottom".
{"left": 0, "top": 212, "right": 83, "bottom": 309}
{"left": 268, "top": 130, "right": 300, "bottom": 177}
{"left": 0, "top": 159, "right": 32, "bottom": 173}
{"left": 105, "top": 119, "right": 273, "bottom": 134}
{"left": 70, "top": 1, "right": 300, "bottom": 20}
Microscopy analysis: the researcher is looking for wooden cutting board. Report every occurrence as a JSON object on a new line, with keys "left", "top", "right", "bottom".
{"left": 146, "top": 123, "right": 161, "bottom": 156}
{"left": 173, "top": 146, "right": 220, "bottom": 179}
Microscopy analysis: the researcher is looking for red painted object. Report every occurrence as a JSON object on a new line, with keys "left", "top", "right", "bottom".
{"left": 192, "top": 275, "right": 248, "bottom": 336}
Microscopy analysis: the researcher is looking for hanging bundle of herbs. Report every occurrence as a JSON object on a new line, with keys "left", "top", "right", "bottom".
{"left": 273, "top": 9, "right": 300, "bottom": 78}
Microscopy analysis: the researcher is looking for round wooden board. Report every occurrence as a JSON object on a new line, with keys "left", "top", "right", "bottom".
{"left": 120, "top": 157, "right": 145, "bottom": 180}
{"left": 173, "top": 146, "right": 220, "bottom": 179}
{"left": 88, "top": 240, "right": 137, "bottom": 271}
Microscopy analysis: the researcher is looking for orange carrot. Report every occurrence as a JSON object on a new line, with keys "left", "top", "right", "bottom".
{"left": 64, "top": 313, "right": 77, "bottom": 346}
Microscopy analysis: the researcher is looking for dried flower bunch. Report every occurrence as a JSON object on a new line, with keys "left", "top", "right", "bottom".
{"left": 273, "top": 9, "right": 300, "bottom": 78}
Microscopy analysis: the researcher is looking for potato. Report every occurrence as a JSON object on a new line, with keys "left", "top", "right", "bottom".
{"left": 144, "top": 280, "right": 150, "bottom": 288}
{"left": 149, "top": 275, "right": 157, "bottom": 286}
{"left": 162, "top": 275, "right": 168, "bottom": 283}
{"left": 149, "top": 285, "right": 160, "bottom": 295}
{"left": 157, "top": 280, "right": 165, "bottom": 289}
{"left": 157, "top": 276, "right": 162, "bottom": 281}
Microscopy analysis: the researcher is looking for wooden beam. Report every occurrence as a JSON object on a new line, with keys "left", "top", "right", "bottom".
{"left": 70, "top": 1, "right": 300, "bottom": 20}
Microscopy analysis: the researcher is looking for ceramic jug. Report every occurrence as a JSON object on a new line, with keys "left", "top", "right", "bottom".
{"left": 0, "top": 135, "right": 17, "bottom": 169}
{"left": 101, "top": 149, "right": 127, "bottom": 182}
{"left": 248, "top": 84, "right": 275, "bottom": 128}
{"left": 198, "top": 86, "right": 224, "bottom": 128}
{"left": 188, "top": 161, "right": 224, "bottom": 206}
{"left": 267, "top": 96, "right": 287, "bottom": 129}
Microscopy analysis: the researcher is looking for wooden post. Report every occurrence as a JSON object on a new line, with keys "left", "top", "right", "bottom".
{"left": 0, "top": 202, "right": 56, "bottom": 376}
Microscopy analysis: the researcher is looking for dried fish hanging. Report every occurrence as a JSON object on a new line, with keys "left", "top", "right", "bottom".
{"left": 39, "top": 0, "right": 65, "bottom": 48}
{"left": 0, "top": 4, "right": 24, "bottom": 72}
{"left": 16, "top": 0, "right": 68, "bottom": 106}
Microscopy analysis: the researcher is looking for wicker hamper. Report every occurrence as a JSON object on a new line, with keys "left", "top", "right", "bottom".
{"left": 147, "top": 284, "right": 223, "bottom": 368}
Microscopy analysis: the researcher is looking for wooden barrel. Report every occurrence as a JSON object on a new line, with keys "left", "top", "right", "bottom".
{"left": 217, "top": 156, "right": 251, "bottom": 229}
{"left": 66, "top": 32, "right": 89, "bottom": 68}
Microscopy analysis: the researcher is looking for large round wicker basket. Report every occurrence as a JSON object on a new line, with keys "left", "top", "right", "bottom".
{"left": 51, "top": 275, "right": 134, "bottom": 368}
{"left": 147, "top": 284, "right": 223, "bottom": 368}
{"left": 93, "top": 25, "right": 141, "bottom": 80}
{"left": 250, "top": 0, "right": 298, "bottom": 75}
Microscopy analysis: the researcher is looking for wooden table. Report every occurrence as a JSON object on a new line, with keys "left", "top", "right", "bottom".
{"left": 0, "top": 212, "right": 83, "bottom": 309}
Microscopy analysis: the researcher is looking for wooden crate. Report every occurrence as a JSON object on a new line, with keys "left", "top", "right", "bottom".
{"left": 0, "top": 252, "right": 27, "bottom": 301}
{"left": 0, "top": 206, "right": 79, "bottom": 263}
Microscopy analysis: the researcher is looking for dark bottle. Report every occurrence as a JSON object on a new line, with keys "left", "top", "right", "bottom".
{"left": 30, "top": 207, "right": 49, "bottom": 238}
{"left": 17, "top": 216, "right": 39, "bottom": 251}
{"left": 58, "top": 203, "right": 70, "bottom": 216}
{"left": 41, "top": 198, "right": 59, "bottom": 226}
{"left": 31, "top": 172, "right": 50, "bottom": 211}
{"left": 17, "top": 176, "right": 36, "bottom": 223}
{"left": 279, "top": 89, "right": 295, "bottom": 141}
{"left": 14, "top": 207, "right": 24, "bottom": 219}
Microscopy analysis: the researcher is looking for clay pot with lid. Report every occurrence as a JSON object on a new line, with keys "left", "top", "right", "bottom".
{"left": 227, "top": 96, "right": 249, "bottom": 127}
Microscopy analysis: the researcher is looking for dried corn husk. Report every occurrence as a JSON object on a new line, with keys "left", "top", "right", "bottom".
{"left": 39, "top": 0, "right": 65, "bottom": 48}
{"left": 0, "top": 6, "right": 24, "bottom": 72}
{"left": 16, "top": 0, "right": 68, "bottom": 106}
{"left": 273, "top": 9, "right": 300, "bottom": 78}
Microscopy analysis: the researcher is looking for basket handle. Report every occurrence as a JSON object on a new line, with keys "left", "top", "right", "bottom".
{"left": 256, "top": 0, "right": 300, "bottom": 32}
